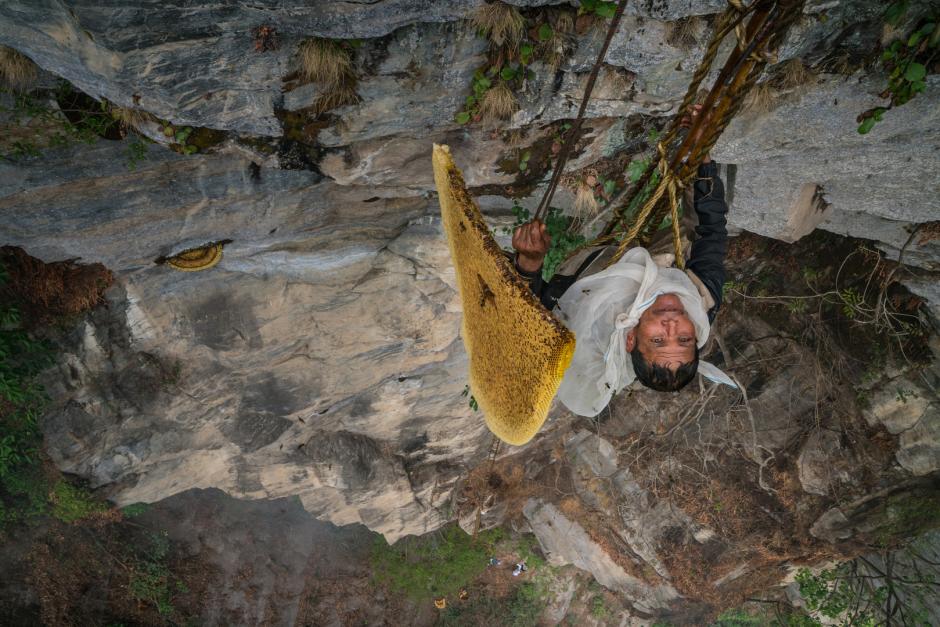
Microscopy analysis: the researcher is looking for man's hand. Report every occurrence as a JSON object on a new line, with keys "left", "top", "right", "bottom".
{"left": 512, "top": 219, "right": 551, "bottom": 273}
{"left": 681, "top": 103, "right": 711, "bottom": 164}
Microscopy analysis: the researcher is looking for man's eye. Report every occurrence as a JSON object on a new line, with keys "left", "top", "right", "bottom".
{"left": 652, "top": 338, "right": 664, "bottom": 345}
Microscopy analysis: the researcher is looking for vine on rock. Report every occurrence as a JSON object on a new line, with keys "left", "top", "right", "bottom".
{"left": 858, "top": 3, "right": 937, "bottom": 134}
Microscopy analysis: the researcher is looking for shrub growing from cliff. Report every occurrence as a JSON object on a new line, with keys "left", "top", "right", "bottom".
{"left": 0, "top": 45, "right": 37, "bottom": 92}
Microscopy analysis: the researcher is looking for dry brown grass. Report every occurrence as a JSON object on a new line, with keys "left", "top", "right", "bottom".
{"left": 478, "top": 81, "right": 518, "bottom": 126}
{"left": 0, "top": 246, "right": 113, "bottom": 325}
{"left": 554, "top": 11, "right": 575, "bottom": 35}
{"left": 774, "top": 58, "right": 815, "bottom": 91}
{"left": 742, "top": 58, "right": 816, "bottom": 114}
{"left": 741, "top": 81, "right": 775, "bottom": 114}
{"left": 313, "top": 83, "right": 361, "bottom": 114}
{"left": 665, "top": 16, "right": 702, "bottom": 50}
{"left": 109, "top": 105, "right": 155, "bottom": 131}
{"left": 296, "top": 38, "right": 359, "bottom": 114}
{"left": 0, "top": 45, "right": 37, "bottom": 92}
{"left": 471, "top": 2, "right": 525, "bottom": 48}
{"left": 916, "top": 220, "right": 940, "bottom": 245}
{"left": 564, "top": 170, "right": 599, "bottom": 218}
{"left": 297, "top": 38, "right": 353, "bottom": 87}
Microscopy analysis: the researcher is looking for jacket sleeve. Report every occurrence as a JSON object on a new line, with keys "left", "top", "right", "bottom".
{"left": 686, "top": 161, "right": 729, "bottom": 322}
{"left": 513, "top": 254, "right": 579, "bottom": 311}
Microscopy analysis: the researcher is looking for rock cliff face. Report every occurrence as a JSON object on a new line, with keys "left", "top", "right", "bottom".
{"left": 1, "top": 0, "right": 939, "bottom": 619}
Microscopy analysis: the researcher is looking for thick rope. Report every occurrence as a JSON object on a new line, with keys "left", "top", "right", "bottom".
{"left": 600, "top": 0, "right": 806, "bottom": 265}
{"left": 597, "top": 2, "right": 746, "bottom": 240}
{"left": 533, "top": 0, "right": 628, "bottom": 221}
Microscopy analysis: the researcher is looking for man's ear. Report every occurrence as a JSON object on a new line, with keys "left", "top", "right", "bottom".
{"left": 625, "top": 328, "right": 636, "bottom": 351}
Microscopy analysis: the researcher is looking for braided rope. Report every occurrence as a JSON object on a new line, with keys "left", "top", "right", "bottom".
{"left": 600, "top": 2, "right": 746, "bottom": 240}
{"left": 609, "top": 141, "right": 685, "bottom": 263}
{"left": 605, "top": 0, "right": 809, "bottom": 263}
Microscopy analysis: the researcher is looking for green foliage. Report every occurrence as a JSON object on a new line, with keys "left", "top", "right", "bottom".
{"left": 459, "top": 7, "right": 572, "bottom": 126}
{"left": 578, "top": 0, "right": 618, "bottom": 19}
{"left": 796, "top": 567, "right": 871, "bottom": 623}
{"left": 161, "top": 123, "right": 199, "bottom": 155}
{"left": 0, "top": 261, "right": 53, "bottom": 480}
{"left": 456, "top": 69, "right": 493, "bottom": 124}
{"left": 438, "top": 577, "right": 546, "bottom": 626}
{"left": 0, "top": 83, "right": 118, "bottom": 158}
{"left": 371, "top": 524, "right": 502, "bottom": 603}
{"left": 858, "top": 11, "right": 936, "bottom": 133}
{"left": 537, "top": 23, "right": 554, "bottom": 42}
{"left": 50, "top": 480, "right": 107, "bottom": 523}
{"left": 711, "top": 608, "right": 767, "bottom": 626}
{"left": 121, "top": 502, "right": 151, "bottom": 518}
{"left": 541, "top": 208, "right": 586, "bottom": 281}
{"left": 129, "top": 531, "right": 185, "bottom": 617}
{"left": 839, "top": 287, "right": 862, "bottom": 319}
{"left": 503, "top": 202, "right": 586, "bottom": 281}
{"left": 1, "top": 465, "right": 50, "bottom": 523}
{"left": 124, "top": 133, "right": 149, "bottom": 169}
{"left": 626, "top": 157, "right": 649, "bottom": 184}
{"left": 461, "top": 384, "right": 479, "bottom": 411}
{"left": 590, "top": 595, "right": 609, "bottom": 618}
{"left": 518, "top": 149, "right": 531, "bottom": 172}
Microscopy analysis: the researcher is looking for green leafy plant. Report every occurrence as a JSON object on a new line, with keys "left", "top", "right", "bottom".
{"left": 161, "top": 123, "right": 199, "bottom": 155}
{"left": 0, "top": 83, "right": 150, "bottom": 166}
{"left": 858, "top": 8, "right": 937, "bottom": 133}
{"left": 590, "top": 595, "right": 609, "bottom": 618}
{"left": 129, "top": 531, "right": 185, "bottom": 617}
{"left": 839, "top": 287, "right": 863, "bottom": 319}
{"left": 49, "top": 480, "right": 108, "bottom": 523}
{"left": 371, "top": 525, "right": 502, "bottom": 603}
{"left": 502, "top": 204, "right": 585, "bottom": 281}
{"left": 461, "top": 384, "right": 479, "bottom": 411}
{"left": 0, "top": 262, "right": 52, "bottom": 479}
{"left": 578, "top": 0, "right": 617, "bottom": 18}
{"left": 517, "top": 148, "right": 531, "bottom": 172}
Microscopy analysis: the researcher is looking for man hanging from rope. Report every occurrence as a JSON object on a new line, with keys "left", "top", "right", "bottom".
{"left": 511, "top": 106, "right": 734, "bottom": 414}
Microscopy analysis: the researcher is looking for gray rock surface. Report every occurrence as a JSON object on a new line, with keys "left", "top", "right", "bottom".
{"left": 523, "top": 498, "right": 680, "bottom": 613}
{"left": 713, "top": 74, "right": 940, "bottom": 269}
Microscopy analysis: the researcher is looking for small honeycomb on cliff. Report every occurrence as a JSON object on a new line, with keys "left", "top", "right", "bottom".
{"left": 432, "top": 144, "right": 575, "bottom": 446}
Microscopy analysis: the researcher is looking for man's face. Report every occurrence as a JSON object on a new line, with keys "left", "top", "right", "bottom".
{"left": 625, "top": 294, "right": 696, "bottom": 371}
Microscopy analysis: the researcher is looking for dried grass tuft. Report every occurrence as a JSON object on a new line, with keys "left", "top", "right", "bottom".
{"left": 665, "top": 16, "right": 702, "bottom": 50}
{"left": 478, "top": 81, "right": 518, "bottom": 127}
{"left": 0, "top": 45, "right": 38, "bottom": 92}
{"left": 297, "top": 38, "right": 354, "bottom": 87}
{"left": 774, "top": 58, "right": 815, "bottom": 91}
{"left": 471, "top": 2, "right": 525, "bottom": 48}
{"left": 573, "top": 183, "right": 599, "bottom": 218}
{"left": 313, "top": 83, "right": 361, "bottom": 115}
{"left": 554, "top": 11, "right": 575, "bottom": 35}
{"left": 110, "top": 105, "right": 155, "bottom": 131}
{"left": 0, "top": 246, "right": 113, "bottom": 325}
{"left": 741, "top": 81, "right": 775, "bottom": 114}
{"left": 297, "top": 38, "right": 360, "bottom": 114}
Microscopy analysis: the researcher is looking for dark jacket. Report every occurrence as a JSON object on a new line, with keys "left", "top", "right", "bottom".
{"left": 516, "top": 161, "right": 729, "bottom": 322}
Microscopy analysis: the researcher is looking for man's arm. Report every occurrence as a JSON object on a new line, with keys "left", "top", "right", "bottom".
{"left": 686, "top": 161, "right": 729, "bottom": 321}
{"left": 511, "top": 220, "right": 580, "bottom": 310}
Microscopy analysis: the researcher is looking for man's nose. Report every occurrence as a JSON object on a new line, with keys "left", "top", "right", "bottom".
{"left": 660, "top": 318, "right": 678, "bottom": 336}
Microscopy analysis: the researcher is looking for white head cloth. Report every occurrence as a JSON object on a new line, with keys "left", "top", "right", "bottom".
{"left": 554, "top": 247, "right": 736, "bottom": 417}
